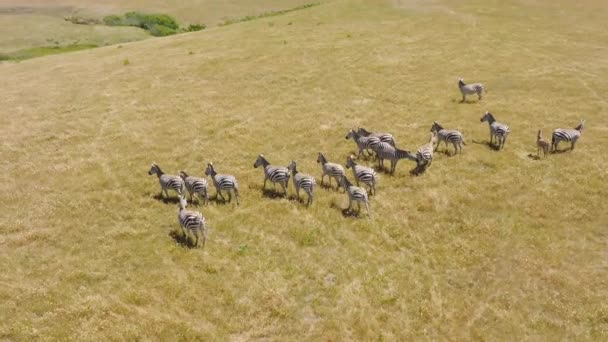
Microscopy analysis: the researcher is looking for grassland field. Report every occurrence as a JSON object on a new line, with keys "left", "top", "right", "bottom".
{"left": 1, "top": 0, "right": 608, "bottom": 340}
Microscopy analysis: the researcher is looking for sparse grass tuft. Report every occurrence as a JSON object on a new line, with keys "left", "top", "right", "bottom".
{"left": 219, "top": 2, "right": 320, "bottom": 26}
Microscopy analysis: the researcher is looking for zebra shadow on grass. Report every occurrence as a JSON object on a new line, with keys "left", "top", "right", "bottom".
{"left": 151, "top": 193, "right": 182, "bottom": 204}
{"left": 168, "top": 230, "right": 199, "bottom": 249}
{"left": 471, "top": 139, "right": 501, "bottom": 151}
{"left": 453, "top": 98, "right": 481, "bottom": 104}
{"left": 329, "top": 201, "right": 366, "bottom": 218}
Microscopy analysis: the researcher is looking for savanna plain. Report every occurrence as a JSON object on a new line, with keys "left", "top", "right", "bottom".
{"left": 1, "top": 0, "right": 607, "bottom": 340}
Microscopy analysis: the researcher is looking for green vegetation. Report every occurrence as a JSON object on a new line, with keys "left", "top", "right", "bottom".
{"left": 1, "top": 0, "right": 608, "bottom": 340}
{"left": 103, "top": 11, "right": 200, "bottom": 36}
{"left": 0, "top": 44, "right": 97, "bottom": 61}
{"left": 220, "top": 2, "right": 319, "bottom": 26}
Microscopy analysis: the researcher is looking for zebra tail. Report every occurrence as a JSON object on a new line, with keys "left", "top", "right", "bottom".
{"left": 462, "top": 136, "right": 467, "bottom": 145}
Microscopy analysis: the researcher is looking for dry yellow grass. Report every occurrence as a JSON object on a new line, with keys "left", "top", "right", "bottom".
{"left": 1, "top": 0, "right": 607, "bottom": 339}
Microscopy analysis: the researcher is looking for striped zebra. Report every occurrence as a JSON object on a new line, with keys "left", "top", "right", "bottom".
{"left": 345, "top": 129, "right": 381, "bottom": 159}
{"left": 287, "top": 161, "right": 316, "bottom": 205}
{"left": 346, "top": 155, "right": 378, "bottom": 195}
{"left": 537, "top": 129, "right": 550, "bottom": 158}
{"left": 253, "top": 154, "right": 290, "bottom": 195}
{"left": 179, "top": 170, "right": 209, "bottom": 205}
{"left": 416, "top": 132, "right": 437, "bottom": 168}
{"left": 148, "top": 163, "right": 184, "bottom": 200}
{"left": 339, "top": 176, "right": 370, "bottom": 217}
{"left": 372, "top": 142, "right": 417, "bottom": 174}
{"left": 356, "top": 127, "right": 396, "bottom": 146}
{"left": 552, "top": 120, "right": 585, "bottom": 152}
{"left": 178, "top": 197, "right": 207, "bottom": 247}
{"left": 430, "top": 121, "right": 466, "bottom": 155}
{"left": 317, "top": 152, "right": 346, "bottom": 191}
{"left": 204, "top": 162, "right": 240, "bottom": 205}
{"left": 458, "top": 78, "right": 485, "bottom": 102}
{"left": 480, "top": 111, "right": 510, "bottom": 150}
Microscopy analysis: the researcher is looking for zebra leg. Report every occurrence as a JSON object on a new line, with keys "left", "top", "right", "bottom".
{"left": 364, "top": 202, "right": 370, "bottom": 218}
{"left": 296, "top": 187, "right": 301, "bottom": 202}
{"left": 461, "top": 94, "right": 465, "bottom": 102}
{"left": 264, "top": 177, "right": 268, "bottom": 190}
{"left": 571, "top": 141, "right": 575, "bottom": 151}
{"left": 357, "top": 202, "right": 361, "bottom": 213}
{"left": 502, "top": 136, "right": 508, "bottom": 149}
{"left": 234, "top": 188, "right": 240, "bottom": 206}
{"left": 281, "top": 182, "right": 288, "bottom": 196}
{"left": 478, "top": 92, "right": 482, "bottom": 100}
{"left": 202, "top": 226, "right": 207, "bottom": 247}
{"left": 217, "top": 190, "right": 226, "bottom": 202}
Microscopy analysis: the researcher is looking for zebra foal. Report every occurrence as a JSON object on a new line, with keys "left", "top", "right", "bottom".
{"left": 253, "top": 154, "right": 290, "bottom": 196}
{"left": 179, "top": 170, "right": 209, "bottom": 205}
{"left": 537, "top": 129, "right": 550, "bottom": 158}
{"left": 480, "top": 111, "right": 510, "bottom": 150}
{"left": 317, "top": 152, "right": 346, "bottom": 191}
{"left": 148, "top": 163, "right": 184, "bottom": 200}
{"left": 205, "top": 162, "right": 240, "bottom": 205}
{"left": 416, "top": 132, "right": 437, "bottom": 168}
{"left": 430, "top": 121, "right": 466, "bottom": 155}
{"left": 178, "top": 197, "right": 207, "bottom": 247}
{"left": 346, "top": 155, "right": 378, "bottom": 195}
{"left": 345, "top": 129, "right": 381, "bottom": 159}
{"left": 339, "top": 176, "right": 370, "bottom": 218}
{"left": 552, "top": 120, "right": 585, "bottom": 152}
{"left": 458, "top": 78, "right": 485, "bottom": 102}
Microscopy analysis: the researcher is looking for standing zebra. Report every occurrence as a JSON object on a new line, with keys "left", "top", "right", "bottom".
{"left": 537, "top": 129, "right": 550, "bottom": 158}
{"left": 458, "top": 78, "right": 485, "bottom": 102}
{"left": 346, "top": 155, "right": 378, "bottom": 195}
{"left": 552, "top": 120, "right": 585, "bottom": 152}
{"left": 148, "top": 163, "right": 184, "bottom": 200}
{"left": 253, "top": 154, "right": 290, "bottom": 196}
{"left": 339, "top": 176, "right": 370, "bottom": 217}
{"left": 345, "top": 129, "right": 381, "bottom": 159}
{"left": 205, "top": 162, "right": 240, "bottom": 205}
{"left": 356, "top": 127, "right": 396, "bottom": 146}
{"left": 287, "top": 161, "right": 316, "bottom": 205}
{"left": 178, "top": 197, "right": 207, "bottom": 247}
{"left": 480, "top": 111, "right": 510, "bottom": 150}
{"left": 179, "top": 170, "right": 209, "bottom": 205}
{"left": 416, "top": 132, "right": 437, "bottom": 168}
{"left": 317, "top": 152, "right": 346, "bottom": 191}
{"left": 372, "top": 142, "right": 418, "bottom": 174}
{"left": 430, "top": 121, "right": 466, "bottom": 155}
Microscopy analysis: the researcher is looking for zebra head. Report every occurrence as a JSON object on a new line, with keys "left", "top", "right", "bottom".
{"left": 345, "top": 155, "right": 357, "bottom": 169}
{"left": 575, "top": 120, "right": 586, "bottom": 132}
{"left": 345, "top": 129, "right": 357, "bottom": 140}
{"left": 178, "top": 170, "right": 189, "bottom": 180}
{"left": 254, "top": 154, "right": 269, "bottom": 168}
{"left": 480, "top": 111, "right": 493, "bottom": 123}
{"left": 178, "top": 196, "right": 187, "bottom": 210}
{"left": 537, "top": 129, "right": 543, "bottom": 139}
{"left": 317, "top": 152, "right": 327, "bottom": 164}
{"left": 339, "top": 175, "right": 351, "bottom": 188}
{"left": 287, "top": 160, "right": 297, "bottom": 173}
{"left": 430, "top": 121, "right": 443, "bottom": 133}
{"left": 204, "top": 163, "right": 215, "bottom": 177}
{"left": 148, "top": 163, "right": 161, "bottom": 176}
{"left": 458, "top": 78, "right": 465, "bottom": 87}
{"left": 429, "top": 132, "right": 437, "bottom": 144}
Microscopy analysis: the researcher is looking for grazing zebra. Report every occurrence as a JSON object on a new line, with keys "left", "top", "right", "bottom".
{"left": 416, "top": 132, "right": 437, "bottom": 168}
{"left": 346, "top": 155, "right": 378, "bottom": 195}
{"left": 356, "top": 127, "right": 396, "bottom": 146}
{"left": 458, "top": 79, "right": 485, "bottom": 102}
{"left": 537, "top": 129, "right": 550, "bottom": 158}
{"left": 204, "top": 162, "right": 240, "bottom": 205}
{"left": 345, "top": 129, "right": 381, "bottom": 158}
{"left": 178, "top": 197, "right": 207, "bottom": 247}
{"left": 430, "top": 121, "right": 466, "bottom": 155}
{"left": 480, "top": 111, "right": 510, "bottom": 150}
{"left": 317, "top": 152, "right": 346, "bottom": 190}
{"left": 253, "top": 154, "right": 290, "bottom": 195}
{"left": 287, "top": 161, "right": 316, "bottom": 205}
{"left": 552, "top": 120, "right": 585, "bottom": 152}
{"left": 179, "top": 170, "right": 209, "bottom": 205}
{"left": 339, "top": 176, "right": 370, "bottom": 217}
{"left": 148, "top": 163, "right": 184, "bottom": 200}
{"left": 372, "top": 142, "right": 418, "bottom": 174}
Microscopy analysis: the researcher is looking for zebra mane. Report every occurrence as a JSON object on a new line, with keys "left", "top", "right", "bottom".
{"left": 179, "top": 170, "right": 189, "bottom": 177}
{"left": 575, "top": 120, "right": 585, "bottom": 131}
{"left": 432, "top": 121, "right": 444, "bottom": 131}
{"left": 152, "top": 163, "right": 163, "bottom": 174}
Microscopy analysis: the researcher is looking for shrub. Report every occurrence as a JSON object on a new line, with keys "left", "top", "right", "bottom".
{"left": 186, "top": 24, "right": 206, "bottom": 32}
{"left": 103, "top": 15, "right": 124, "bottom": 26}
{"left": 148, "top": 24, "right": 177, "bottom": 37}
{"left": 124, "top": 12, "right": 178, "bottom": 31}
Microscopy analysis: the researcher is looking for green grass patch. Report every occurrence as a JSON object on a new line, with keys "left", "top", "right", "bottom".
{"left": 219, "top": 3, "right": 320, "bottom": 26}
{"left": 103, "top": 11, "right": 206, "bottom": 37}
{"left": 0, "top": 44, "right": 97, "bottom": 61}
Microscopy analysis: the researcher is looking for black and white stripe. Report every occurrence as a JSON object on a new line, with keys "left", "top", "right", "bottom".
{"left": 345, "top": 129, "right": 381, "bottom": 158}
{"left": 480, "top": 111, "right": 510, "bottom": 150}
{"left": 287, "top": 161, "right": 316, "bottom": 205}
{"left": 346, "top": 155, "right": 378, "bottom": 195}
{"left": 356, "top": 127, "right": 396, "bottom": 146}
{"left": 430, "top": 121, "right": 466, "bottom": 155}
{"left": 179, "top": 170, "right": 209, "bottom": 205}
{"left": 148, "top": 163, "right": 184, "bottom": 200}
{"left": 253, "top": 154, "right": 290, "bottom": 195}
{"left": 458, "top": 78, "right": 485, "bottom": 102}
{"left": 416, "top": 132, "right": 437, "bottom": 168}
{"left": 552, "top": 120, "right": 585, "bottom": 152}
{"left": 205, "top": 162, "right": 240, "bottom": 205}
{"left": 372, "top": 142, "right": 418, "bottom": 174}
{"left": 178, "top": 197, "right": 207, "bottom": 247}
{"left": 317, "top": 152, "right": 346, "bottom": 190}
{"left": 339, "top": 176, "right": 370, "bottom": 217}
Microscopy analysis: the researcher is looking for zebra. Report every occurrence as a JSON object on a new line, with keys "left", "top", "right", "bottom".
{"left": 287, "top": 161, "right": 316, "bottom": 205}
{"left": 204, "top": 162, "right": 240, "bottom": 205}
{"left": 372, "top": 142, "right": 418, "bottom": 174}
{"left": 178, "top": 170, "right": 209, "bottom": 205}
{"left": 346, "top": 155, "right": 378, "bottom": 195}
{"left": 537, "top": 129, "right": 550, "bottom": 158}
{"left": 356, "top": 127, "right": 396, "bottom": 146}
{"left": 458, "top": 78, "right": 485, "bottom": 102}
{"left": 339, "top": 176, "right": 370, "bottom": 217}
{"left": 416, "top": 132, "right": 437, "bottom": 168}
{"left": 480, "top": 111, "right": 510, "bottom": 150}
{"left": 345, "top": 129, "right": 381, "bottom": 159}
{"left": 317, "top": 152, "right": 346, "bottom": 191}
{"left": 148, "top": 163, "right": 184, "bottom": 200}
{"left": 430, "top": 121, "right": 466, "bottom": 155}
{"left": 552, "top": 120, "right": 585, "bottom": 152}
{"left": 253, "top": 154, "right": 290, "bottom": 195}
{"left": 178, "top": 197, "right": 207, "bottom": 247}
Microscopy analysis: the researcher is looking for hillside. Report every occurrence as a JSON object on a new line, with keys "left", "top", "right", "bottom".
{"left": 1, "top": 0, "right": 607, "bottom": 339}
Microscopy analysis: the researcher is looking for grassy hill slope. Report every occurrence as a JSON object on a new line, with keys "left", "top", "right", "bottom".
{"left": 1, "top": 0, "right": 607, "bottom": 339}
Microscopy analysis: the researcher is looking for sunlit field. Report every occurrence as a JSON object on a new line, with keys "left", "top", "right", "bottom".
{"left": 1, "top": 0, "right": 607, "bottom": 339}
